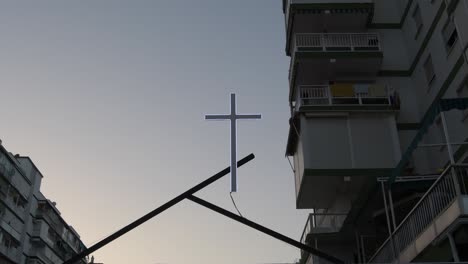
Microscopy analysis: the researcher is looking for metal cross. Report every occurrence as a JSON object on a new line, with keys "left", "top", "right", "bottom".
{"left": 205, "top": 93, "right": 261, "bottom": 192}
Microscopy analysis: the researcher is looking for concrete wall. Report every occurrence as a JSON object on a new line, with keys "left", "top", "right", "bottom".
{"left": 373, "top": 0, "right": 402, "bottom": 24}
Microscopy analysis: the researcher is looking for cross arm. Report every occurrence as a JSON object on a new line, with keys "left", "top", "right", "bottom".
{"left": 205, "top": 115, "right": 231, "bottom": 120}
{"left": 187, "top": 195, "right": 344, "bottom": 264}
{"left": 236, "top": 114, "right": 262, "bottom": 119}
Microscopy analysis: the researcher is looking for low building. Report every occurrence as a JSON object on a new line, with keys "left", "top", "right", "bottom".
{"left": 0, "top": 141, "right": 88, "bottom": 264}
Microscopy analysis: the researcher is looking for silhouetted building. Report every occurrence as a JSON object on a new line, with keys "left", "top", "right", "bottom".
{"left": 283, "top": 0, "right": 468, "bottom": 263}
{"left": 0, "top": 141, "right": 88, "bottom": 264}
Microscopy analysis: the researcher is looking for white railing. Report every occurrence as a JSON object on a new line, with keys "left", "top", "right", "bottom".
{"left": 297, "top": 85, "right": 392, "bottom": 107}
{"left": 299, "top": 212, "right": 348, "bottom": 260}
{"left": 368, "top": 165, "right": 468, "bottom": 263}
{"left": 294, "top": 33, "right": 381, "bottom": 52}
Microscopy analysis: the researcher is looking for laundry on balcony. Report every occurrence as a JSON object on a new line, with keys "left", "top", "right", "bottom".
{"left": 369, "top": 84, "right": 387, "bottom": 97}
{"left": 353, "top": 84, "right": 370, "bottom": 97}
{"left": 330, "top": 83, "right": 354, "bottom": 97}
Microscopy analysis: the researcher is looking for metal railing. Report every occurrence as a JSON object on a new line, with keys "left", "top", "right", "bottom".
{"left": 293, "top": 33, "right": 381, "bottom": 52}
{"left": 0, "top": 151, "right": 30, "bottom": 199}
{"left": 297, "top": 85, "right": 392, "bottom": 107}
{"left": 368, "top": 165, "right": 468, "bottom": 263}
{"left": 300, "top": 213, "right": 314, "bottom": 246}
{"left": 299, "top": 212, "right": 348, "bottom": 259}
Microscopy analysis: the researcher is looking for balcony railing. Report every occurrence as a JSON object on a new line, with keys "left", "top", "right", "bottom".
{"left": 0, "top": 244, "right": 18, "bottom": 262}
{"left": 293, "top": 33, "right": 381, "bottom": 53}
{"left": 299, "top": 212, "right": 347, "bottom": 260}
{"left": 0, "top": 151, "right": 30, "bottom": 199}
{"left": 297, "top": 84, "right": 393, "bottom": 108}
{"left": 368, "top": 165, "right": 468, "bottom": 263}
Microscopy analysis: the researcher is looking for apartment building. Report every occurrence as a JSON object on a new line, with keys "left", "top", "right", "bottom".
{"left": 283, "top": 0, "right": 468, "bottom": 263}
{"left": 0, "top": 141, "right": 88, "bottom": 264}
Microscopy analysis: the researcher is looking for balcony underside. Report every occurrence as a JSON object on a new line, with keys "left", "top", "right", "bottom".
{"left": 285, "top": 2, "right": 374, "bottom": 55}
{"left": 290, "top": 53, "right": 383, "bottom": 100}
{"left": 296, "top": 168, "right": 393, "bottom": 209}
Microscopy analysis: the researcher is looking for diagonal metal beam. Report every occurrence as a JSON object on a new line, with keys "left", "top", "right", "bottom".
{"left": 63, "top": 153, "right": 255, "bottom": 264}
{"left": 187, "top": 195, "right": 345, "bottom": 264}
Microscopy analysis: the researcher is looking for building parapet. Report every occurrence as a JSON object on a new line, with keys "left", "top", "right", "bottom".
{"left": 295, "top": 84, "right": 394, "bottom": 109}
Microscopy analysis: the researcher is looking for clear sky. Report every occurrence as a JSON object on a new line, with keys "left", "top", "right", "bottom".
{"left": 0, "top": 1, "right": 310, "bottom": 263}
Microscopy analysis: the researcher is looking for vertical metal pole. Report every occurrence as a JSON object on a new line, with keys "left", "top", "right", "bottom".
{"left": 388, "top": 190, "right": 398, "bottom": 230}
{"left": 381, "top": 181, "right": 397, "bottom": 259}
{"left": 447, "top": 232, "right": 460, "bottom": 262}
{"left": 440, "top": 112, "right": 455, "bottom": 164}
{"left": 355, "top": 231, "right": 362, "bottom": 264}
{"left": 360, "top": 235, "right": 366, "bottom": 262}
{"left": 312, "top": 209, "right": 316, "bottom": 227}
{"left": 230, "top": 94, "right": 237, "bottom": 192}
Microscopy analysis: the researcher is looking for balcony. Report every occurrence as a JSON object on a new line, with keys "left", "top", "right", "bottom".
{"left": 29, "top": 243, "right": 63, "bottom": 264}
{"left": 294, "top": 84, "right": 399, "bottom": 112}
{"left": 289, "top": 33, "right": 383, "bottom": 94}
{"left": 0, "top": 244, "right": 18, "bottom": 263}
{"left": 0, "top": 150, "right": 31, "bottom": 200}
{"left": 288, "top": 109, "right": 399, "bottom": 208}
{"left": 0, "top": 227, "right": 20, "bottom": 263}
{"left": 0, "top": 179, "right": 27, "bottom": 219}
{"left": 32, "top": 219, "right": 76, "bottom": 262}
{"left": 368, "top": 165, "right": 468, "bottom": 263}
{"left": 299, "top": 213, "right": 348, "bottom": 259}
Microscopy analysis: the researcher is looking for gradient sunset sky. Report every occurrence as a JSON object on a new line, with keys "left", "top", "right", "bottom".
{"left": 0, "top": 1, "right": 310, "bottom": 263}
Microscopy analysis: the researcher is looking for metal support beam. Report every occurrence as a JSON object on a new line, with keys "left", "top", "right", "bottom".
{"left": 381, "top": 181, "right": 397, "bottom": 260}
{"left": 448, "top": 232, "right": 461, "bottom": 262}
{"left": 187, "top": 195, "right": 345, "bottom": 264}
{"left": 388, "top": 190, "right": 397, "bottom": 230}
{"left": 63, "top": 154, "right": 255, "bottom": 264}
{"left": 440, "top": 112, "right": 455, "bottom": 164}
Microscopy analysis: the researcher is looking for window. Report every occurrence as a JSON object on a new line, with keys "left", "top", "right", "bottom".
{"left": 424, "top": 55, "right": 436, "bottom": 86}
{"left": 442, "top": 17, "right": 458, "bottom": 52}
{"left": 413, "top": 5, "right": 423, "bottom": 38}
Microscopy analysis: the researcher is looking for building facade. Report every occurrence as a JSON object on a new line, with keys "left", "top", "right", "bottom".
{"left": 283, "top": 0, "right": 468, "bottom": 263}
{"left": 0, "top": 141, "right": 88, "bottom": 264}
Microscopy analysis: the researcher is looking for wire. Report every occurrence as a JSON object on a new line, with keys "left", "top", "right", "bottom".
{"left": 229, "top": 192, "right": 244, "bottom": 217}
{"left": 286, "top": 156, "right": 295, "bottom": 173}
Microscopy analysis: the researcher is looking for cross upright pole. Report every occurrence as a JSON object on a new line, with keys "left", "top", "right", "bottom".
{"left": 231, "top": 93, "right": 238, "bottom": 193}
{"left": 205, "top": 93, "right": 261, "bottom": 192}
